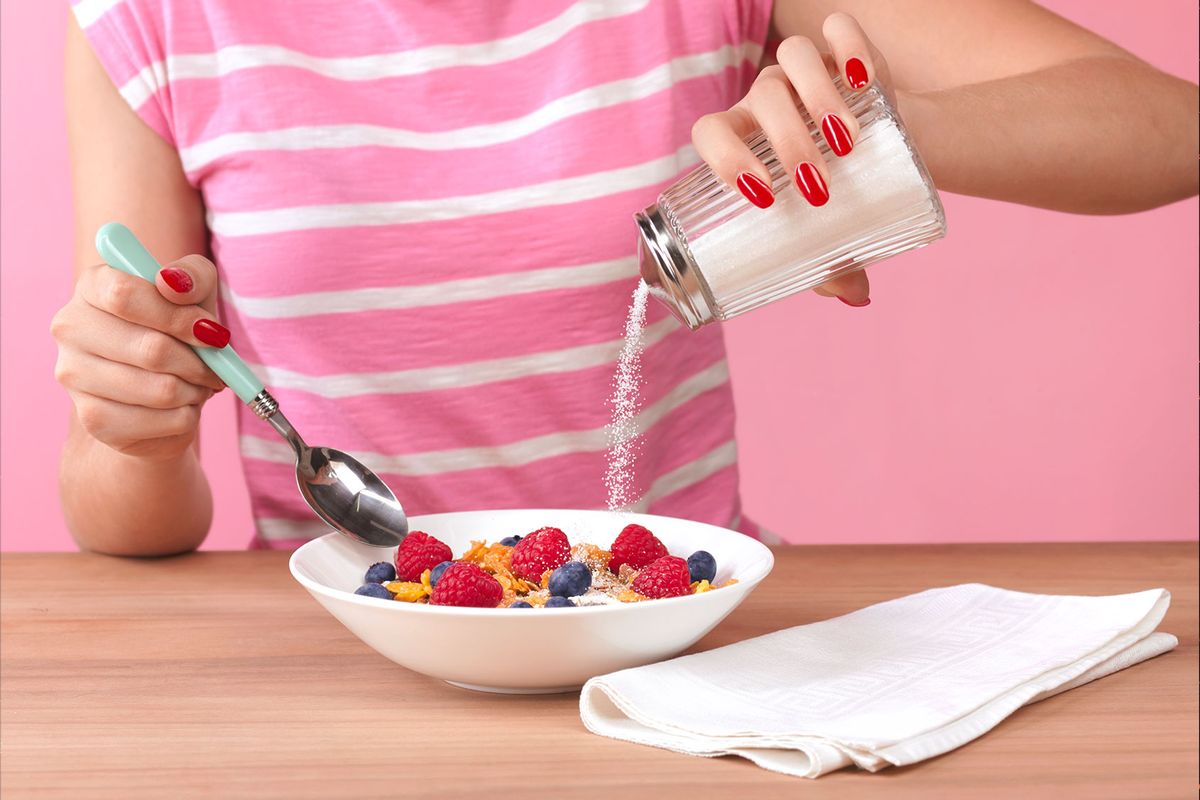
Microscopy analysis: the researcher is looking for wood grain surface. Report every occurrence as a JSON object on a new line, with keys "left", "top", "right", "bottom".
{"left": 2, "top": 542, "right": 1196, "bottom": 799}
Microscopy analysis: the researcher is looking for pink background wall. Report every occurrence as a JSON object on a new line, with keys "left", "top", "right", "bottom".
{"left": 2, "top": 1, "right": 1196, "bottom": 551}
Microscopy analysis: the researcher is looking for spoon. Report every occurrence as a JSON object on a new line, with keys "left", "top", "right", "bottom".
{"left": 95, "top": 223, "right": 408, "bottom": 549}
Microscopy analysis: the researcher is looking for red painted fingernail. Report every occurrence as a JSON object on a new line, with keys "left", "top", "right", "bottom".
{"left": 736, "top": 172, "right": 774, "bottom": 209}
{"left": 838, "top": 296, "right": 871, "bottom": 308}
{"left": 845, "top": 58, "right": 869, "bottom": 89}
{"left": 193, "top": 319, "right": 230, "bottom": 348}
{"left": 160, "top": 267, "right": 194, "bottom": 294}
{"left": 822, "top": 114, "right": 854, "bottom": 157}
{"left": 795, "top": 162, "right": 829, "bottom": 207}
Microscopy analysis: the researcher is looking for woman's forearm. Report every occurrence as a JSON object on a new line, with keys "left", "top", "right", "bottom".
{"left": 61, "top": 15, "right": 216, "bottom": 557}
{"left": 898, "top": 55, "right": 1199, "bottom": 214}
{"left": 60, "top": 418, "right": 213, "bottom": 556}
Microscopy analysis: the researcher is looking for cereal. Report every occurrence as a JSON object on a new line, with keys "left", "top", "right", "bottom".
{"left": 383, "top": 581, "right": 429, "bottom": 603}
{"left": 571, "top": 542, "right": 612, "bottom": 572}
{"left": 517, "top": 590, "right": 550, "bottom": 608}
{"left": 356, "top": 523, "right": 734, "bottom": 608}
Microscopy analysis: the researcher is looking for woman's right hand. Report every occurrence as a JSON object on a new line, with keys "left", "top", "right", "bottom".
{"left": 51, "top": 254, "right": 230, "bottom": 461}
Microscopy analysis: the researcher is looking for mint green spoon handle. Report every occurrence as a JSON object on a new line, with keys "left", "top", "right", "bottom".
{"left": 95, "top": 223, "right": 265, "bottom": 404}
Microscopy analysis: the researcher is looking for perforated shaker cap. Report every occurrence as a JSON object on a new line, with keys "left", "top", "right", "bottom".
{"left": 633, "top": 204, "right": 715, "bottom": 330}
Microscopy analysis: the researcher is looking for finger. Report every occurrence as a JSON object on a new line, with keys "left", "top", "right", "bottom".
{"left": 156, "top": 254, "right": 220, "bottom": 312}
{"left": 743, "top": 66, "right": 831, "bottom": 207}
{"left": 56, "top": 349, "right": 214, "bottom": 409}
{"left": 72, "top": 391, "right": 202, "bottom": 446}
{"left": 823, "top": 12, "right": 875, "bottom": 91}
{"left": 79, "top": 265, "right": 232, "bottom": 349}
{"left": 815, "top": 269, "right": 871, "bottom": 306}
{"left": 776, "top": 35, "right": 858, "bottom": 158}
{"left": 52, "top": 300, "right": 226, "bottom": 391}
{"left": 691, "top": 107, "right": 776, "bottom": 209}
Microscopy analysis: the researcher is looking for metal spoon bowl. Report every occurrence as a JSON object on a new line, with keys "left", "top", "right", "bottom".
{"left": 97, "top": 223, "right": 407, "bottom": 549}
{"left": 259, "top": 395, "right": 408, "bottom": 547}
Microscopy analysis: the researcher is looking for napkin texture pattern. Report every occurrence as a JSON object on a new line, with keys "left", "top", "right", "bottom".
{"left": 579, "top": 584, "right": 1175, "bottom": 777}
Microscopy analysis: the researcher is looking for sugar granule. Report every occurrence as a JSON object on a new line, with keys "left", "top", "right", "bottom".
{"left": 604, "top": 280, "right": 650, "bottom": 511}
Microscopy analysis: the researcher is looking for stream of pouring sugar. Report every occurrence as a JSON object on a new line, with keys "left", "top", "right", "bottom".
{"left": 604, "top": 280, "right": 650, "bottom": 511}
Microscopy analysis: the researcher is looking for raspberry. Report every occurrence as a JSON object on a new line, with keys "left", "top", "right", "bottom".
{"left": 430, "top": 563, "right": 503, "bottom": 608}
{"left": 609, "top": 524, "right": 668, "bottom": 574}
{"left": 393, "top": 531, "right": 453, "bottom": 582}
{"left": 510, "top": 527, "right": 571, "bottom": 582}
{"left": 631, "top": 555, "right": 692, "bottom": 599}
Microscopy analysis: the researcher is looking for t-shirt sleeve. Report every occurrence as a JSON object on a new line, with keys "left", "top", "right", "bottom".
{"left": 69, "top": 0, "right": 175, "bottom": 147}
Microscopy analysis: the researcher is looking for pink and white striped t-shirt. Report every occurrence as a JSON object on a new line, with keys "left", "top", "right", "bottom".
{"left": 73, "top": 0, "right": 771, "bottom": 548}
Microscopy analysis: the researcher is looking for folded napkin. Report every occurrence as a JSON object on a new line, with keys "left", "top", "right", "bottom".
{"left": 580, "top": 584, "right": 1175, "bottom": 778}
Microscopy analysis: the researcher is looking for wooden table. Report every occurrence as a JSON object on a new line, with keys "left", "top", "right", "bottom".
{"left": 1, "top": 542, "right": 1195, "bottom": 799}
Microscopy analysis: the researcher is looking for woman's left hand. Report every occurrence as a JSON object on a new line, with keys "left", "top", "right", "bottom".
{"left": 691, "top": 13, "right": 887, "bottom": 308}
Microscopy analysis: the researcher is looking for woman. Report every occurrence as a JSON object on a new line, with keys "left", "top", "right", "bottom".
{"left": 52, "top": 1, "right": 1198, "bottom": 555}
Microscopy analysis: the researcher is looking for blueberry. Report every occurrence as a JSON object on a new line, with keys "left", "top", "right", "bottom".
{"left": 509, "top": 601, "right": 533, "bottom": 608}
{"left": 429, "top": 560, "right": 454, "bottom": 587}
{"left": 364, "top": 561, "right": 396, "bottom": 584}
{"left": 548, "top": 561, "right": 591, "bottom": 598}
{"left": 687, "top": 551, "right": 717, "bottom": 583}
{"left": 545, "top": 596, "right": 574, "bottom": 608}
{"left": 354, "top": 583, "right": 394, "bottom": 600}
{"left": 499, "top": 535, "right": 523, "bottom": 547}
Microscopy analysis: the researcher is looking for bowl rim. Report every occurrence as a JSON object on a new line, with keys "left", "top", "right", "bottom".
{"left": 288, "top": 508, "right": 775, "bottom": 617}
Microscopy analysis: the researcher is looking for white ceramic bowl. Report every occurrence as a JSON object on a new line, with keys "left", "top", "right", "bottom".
{"left": 289, "top": 509, "right": 773, "bottom": 693}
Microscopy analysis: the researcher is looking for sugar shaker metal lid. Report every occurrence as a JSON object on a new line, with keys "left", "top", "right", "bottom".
{"left": 634, "top": 204, "right": 715, "bottom": 330}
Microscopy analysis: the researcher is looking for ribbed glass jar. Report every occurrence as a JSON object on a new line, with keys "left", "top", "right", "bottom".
{"left": 636, "top": 78, "right": 946, "bottom": 329}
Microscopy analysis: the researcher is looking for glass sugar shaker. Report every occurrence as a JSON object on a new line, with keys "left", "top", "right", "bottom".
{"left": 635, "top": 76, "right": 946, "bottom": 329}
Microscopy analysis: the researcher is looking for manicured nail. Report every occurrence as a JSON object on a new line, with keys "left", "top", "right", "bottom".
{"left": 160, "top": 267, "right": 194, "bottom": 294}
{"left": 736, "top": 172, "right": 774, "bottom": 209}
{"left": 821, "top": 114, "right": 854, "bottom": 157}
{"left": 794, "top": 162, "right": 829, "bottom": 207}
{"left": 193, "top": 319, "right": 231, "bottom": 348}
{"left": 845, "top": 58, "right": 869, "bottom": 89}
{"left": 838, "top": 296, "right": 871, "bottom": 308}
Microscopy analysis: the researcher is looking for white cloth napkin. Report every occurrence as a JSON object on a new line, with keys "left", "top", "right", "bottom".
{"left": 580, "top": 584, "right": 1175, "bottom": 778}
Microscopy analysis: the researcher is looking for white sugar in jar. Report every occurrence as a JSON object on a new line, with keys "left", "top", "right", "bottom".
{"left": 635, "top": 77, "right": 946, "bottom": 328}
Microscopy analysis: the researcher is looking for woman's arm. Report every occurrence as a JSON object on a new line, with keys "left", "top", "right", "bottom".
{"left": 58, "top": 15, "right": 216, "bottom": 555}
{"left": 774, "top": 0, "right": 1199, "bottom": 213}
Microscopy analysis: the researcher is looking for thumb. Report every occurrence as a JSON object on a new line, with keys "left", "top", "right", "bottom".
{"left": 156, "top": 254, "right": 220, "bottom": 314}
{"left": 815, "top": 269, "right": 871, "bottom": 307}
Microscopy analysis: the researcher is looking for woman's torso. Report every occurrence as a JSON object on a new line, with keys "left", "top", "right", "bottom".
{"left": 75, "top": 0, "right": 771, "bottom": 546}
